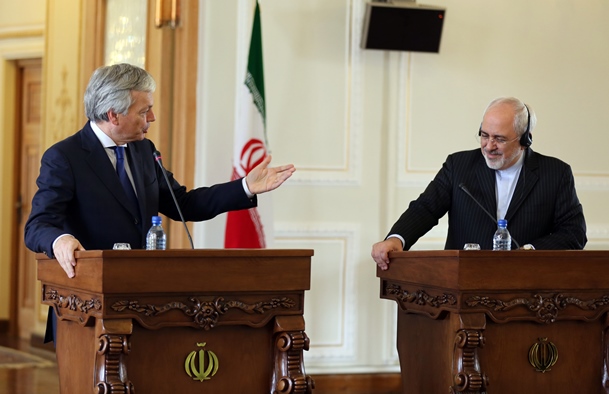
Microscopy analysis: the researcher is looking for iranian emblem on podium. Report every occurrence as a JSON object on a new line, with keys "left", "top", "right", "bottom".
{"left": 528, "top": 337, "right": 558, "bottom": 373}
{"left": 185, "top": 342, "right": 219, "bottom": 382}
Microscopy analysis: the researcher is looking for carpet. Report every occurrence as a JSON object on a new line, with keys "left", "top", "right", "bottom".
{"left": 0, "top": 346, "right": 55, "bottom": 369}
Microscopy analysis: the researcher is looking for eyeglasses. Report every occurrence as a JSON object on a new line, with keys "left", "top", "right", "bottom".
{"left": 477, "top": 130, "right": 520, "bottom": 146}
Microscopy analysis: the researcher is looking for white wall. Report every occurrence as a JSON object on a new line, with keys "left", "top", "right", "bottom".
{"left": 195, "top": 0, "right": 609, "bottom": 374}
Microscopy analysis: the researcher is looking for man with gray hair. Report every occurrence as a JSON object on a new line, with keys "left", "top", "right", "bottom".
{"left": 372, "top": 97, "right": 586, "bottom": 270}
{"left": 25, "top": 63, "right": 295, "bottom": 341}
{"left": 27, "top": 63, "right": 294, "bottom": 272}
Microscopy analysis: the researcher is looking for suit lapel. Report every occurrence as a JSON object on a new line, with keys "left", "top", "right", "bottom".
{"left": 506, "top": 149, "right": 539, "bottom": 221}
{"left": 474, "top": 156, "right": 497, "bottom": 220}
{"left": 80, "top": 125, "right": 141, "bottom": 218}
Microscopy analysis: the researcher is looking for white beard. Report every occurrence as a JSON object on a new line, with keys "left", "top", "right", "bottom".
{"left": 482, "top": 147, "right": 523, "bottom": 170}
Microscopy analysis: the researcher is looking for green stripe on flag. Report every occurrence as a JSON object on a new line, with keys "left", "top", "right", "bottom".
{"left": 246, "top": 1, "right": 265, "bottom": 124}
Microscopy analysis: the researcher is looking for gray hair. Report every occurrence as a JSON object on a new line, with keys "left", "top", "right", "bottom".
{"left": 84, "top": 63, "right": 156, "bottom": 122}
{"left": 484, "top": 97, "right": 537, "bottom": 136}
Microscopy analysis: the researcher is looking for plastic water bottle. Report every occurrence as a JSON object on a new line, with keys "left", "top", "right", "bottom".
{"left": 146, "top": 216, "right": 166, "bottom": 250}
{"left": 492, "top": 219, "right": 511, "bottom": 251}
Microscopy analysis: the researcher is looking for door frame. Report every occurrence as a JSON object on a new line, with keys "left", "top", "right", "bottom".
{"left": 0, "top": 33, "right": 44, "bottom": 336}
{"left": 11, "top": 58, "right": 43, "bottom": 338}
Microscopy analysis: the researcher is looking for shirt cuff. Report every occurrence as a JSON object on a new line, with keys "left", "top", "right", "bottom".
{"left": 386, "top": 234, "right": 405, "bottom": 249}
{"left": 242, "top": 177, "right": 255, "bottom": 198}
{"left": 52, "top": 234, "right": 74, "bottom": 250}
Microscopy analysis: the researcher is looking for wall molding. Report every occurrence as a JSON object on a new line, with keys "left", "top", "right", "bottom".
{"left": 275, "top": 223, "right": 360, "bottom": 364}
{"left": 0, "top": 25, "right": 44, "bottom": 40}
{"left": 281, "top": 0, "right": 364, "bottom": 186}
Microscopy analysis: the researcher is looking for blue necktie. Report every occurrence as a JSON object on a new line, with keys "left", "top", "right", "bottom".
{"left": 113, "top": 146, "right": 139, "bottom": 212}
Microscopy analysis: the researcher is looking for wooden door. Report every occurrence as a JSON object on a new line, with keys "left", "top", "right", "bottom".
{"left": 13, "top": 59, "right": 43, "bottom": 339}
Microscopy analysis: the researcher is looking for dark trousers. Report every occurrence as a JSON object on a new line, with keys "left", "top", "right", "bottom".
{"left": 44, "top": 308, "right": 57, "bottom": 345}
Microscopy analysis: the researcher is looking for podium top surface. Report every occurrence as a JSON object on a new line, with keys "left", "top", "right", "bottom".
{"left": 377, "top": 249, "right": 609, "bottom": 291}
{"left": 37, "top": 249, "right": 313, "bottom": 294}
{"left": 36, "top": 248, "right": 314, "bottom": 260}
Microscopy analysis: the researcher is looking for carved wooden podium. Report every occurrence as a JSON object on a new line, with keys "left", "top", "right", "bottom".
{"left": 37, "top": 249, "right": 315, "bottom": 394}
{"left": 377, "top": 250, "right": 609, "bottom": 394}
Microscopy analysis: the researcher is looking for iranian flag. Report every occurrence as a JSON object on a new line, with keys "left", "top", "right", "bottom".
{"left": 224, "top": 1, "right": 269, "bottom": 248}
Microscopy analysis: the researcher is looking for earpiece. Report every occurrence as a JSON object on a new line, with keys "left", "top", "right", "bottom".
{"left": 478, "top": 102, "right": 533, "bottom": 147}
{"left": 520, "top": 104, "right": 532, "bottom": 147}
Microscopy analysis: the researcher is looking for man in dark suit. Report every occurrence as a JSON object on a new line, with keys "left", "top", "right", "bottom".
{"left": 25, "top": 63, "right": 295, "bottom": 341}
{"left": 372, "top": 97, "right": 586, "bottom": 270}
{"left": 26, "top": 63, "right": 295, "bottom": 273}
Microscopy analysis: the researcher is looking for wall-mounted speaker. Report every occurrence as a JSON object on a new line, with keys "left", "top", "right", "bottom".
{"left": 361, "top": 2, "right": 446, "bottom": 53}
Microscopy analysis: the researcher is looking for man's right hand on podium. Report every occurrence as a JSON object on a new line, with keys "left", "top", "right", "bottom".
{"left": 52, "top": 235, "right": 85, "bottom": 278}
{"left": 371, "top": 237, "right": 403, "bottom": 271}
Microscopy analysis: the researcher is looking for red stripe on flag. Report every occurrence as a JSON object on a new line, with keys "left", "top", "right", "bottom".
{"left": 224, "top": 167, "right": 266, "bottom": 248}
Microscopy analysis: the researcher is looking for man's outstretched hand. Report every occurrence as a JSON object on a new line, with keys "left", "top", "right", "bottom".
{"left": 245, "top": 155, "right": 296, "bottom": 194}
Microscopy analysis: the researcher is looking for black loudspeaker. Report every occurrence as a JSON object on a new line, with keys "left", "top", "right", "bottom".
{"left": 520, "top": 104, "right": 532, "bottom": 147}
{"left": 361, "top": 2, "right": 446, "bottom": 53}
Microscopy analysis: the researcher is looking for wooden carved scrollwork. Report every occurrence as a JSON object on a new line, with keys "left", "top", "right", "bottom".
{"left": 386, "top": 284, "right": 457, "bottom": 308}
{"left": 451, "top": 329, "right": 489, "bottom": 394}
{"left": 272, "top": 316, "right": 315, "bottom": 394}
{"left": 44, "top": 287, "right": 101, "bottom": 324}
{"left": 602, "top": 313, "right": 609, "bottom": 392}
{"left": 111, "top": 296, "right": 296, "bottom": 330}
{"left": 467, "top": 293, "right": 609, "bottom": 323}
{"left": 94, "top": 319, "right": 134, "bottom": 394}
{"left": 45, "top": 288, "right": 102, "bottom": 313}
{"left": 95, "top": 333, "right": 134, "bottom": 394}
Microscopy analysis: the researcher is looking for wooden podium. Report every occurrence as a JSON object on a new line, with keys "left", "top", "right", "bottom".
{"left": 377, "top": 250, "right": 609, "bottom": 394}
{"left": 37, "top": 249, "right": 315, "bottom": 394}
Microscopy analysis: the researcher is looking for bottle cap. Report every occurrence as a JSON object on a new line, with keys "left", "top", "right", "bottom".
{"left": 152, "top": 215, "right": 162, "bottom": 225}
{"left": 498, "top": 219, "right": 507, "bottom": 227}
{"left": 463, "top": 243, "right": 481, "bottom": 250}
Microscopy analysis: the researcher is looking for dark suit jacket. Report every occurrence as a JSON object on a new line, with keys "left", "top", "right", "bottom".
{"left": 25, "top": 122, "right": 257, "bottom": 255}
{"left": 389, "top": 148, "right": 587, "bottom": 250}
{"left": 26, "top": 123, "right": 258, "bottom": 343}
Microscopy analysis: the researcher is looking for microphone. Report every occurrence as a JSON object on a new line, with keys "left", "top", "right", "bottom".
{"left": 458, "top": 183, "right": 520, "bottom": 249}
{"left": 153, "top": 151, "right": 195, "bottom": 249}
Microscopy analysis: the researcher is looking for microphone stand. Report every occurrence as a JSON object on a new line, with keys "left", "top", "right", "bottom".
{"left": 153, "top": 151, "right": 195, "bottom": 249}
{"left": 458, "top": 183, "right": 520, "bottom": 249}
